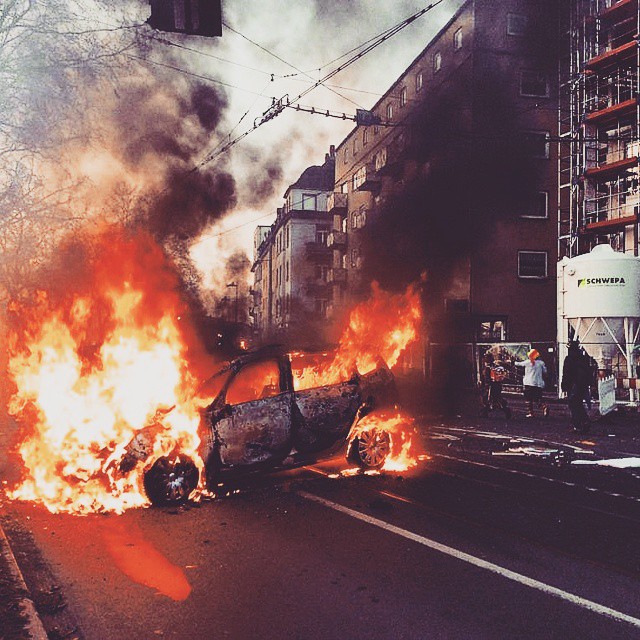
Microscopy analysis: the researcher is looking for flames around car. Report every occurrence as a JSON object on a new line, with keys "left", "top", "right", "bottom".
{"left": 137, "top": 348, "right": 398, "bottom": 505}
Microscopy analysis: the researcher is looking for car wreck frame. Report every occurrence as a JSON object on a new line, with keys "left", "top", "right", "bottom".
{"left": 135, "top": 346, "right": 397, "bottom": 506}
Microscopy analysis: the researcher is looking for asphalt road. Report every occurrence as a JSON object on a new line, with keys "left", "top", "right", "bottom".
{"left": 4, "top": 437, "right": 640, "bottom": 640}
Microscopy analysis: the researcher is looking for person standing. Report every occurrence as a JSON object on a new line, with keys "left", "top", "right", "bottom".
{"left": 561, "top": 341, "right": 591, "bottom": 433}
{"left": 480, "top": 355, "right": 511, "bottom": 419}
{"left": 515, "top": 348, "right": 549, "bottom": 418}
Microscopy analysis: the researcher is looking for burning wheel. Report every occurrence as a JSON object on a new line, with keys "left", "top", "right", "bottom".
{"left": 347, "top": 428, "right": 391, "bottom": 469}
{"left": 143, "top": 455, "right": 199, "bottom": 506}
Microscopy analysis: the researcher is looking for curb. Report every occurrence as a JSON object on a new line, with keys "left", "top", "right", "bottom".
{"left": 0, "top": 519, "right": 48, "bottom": 640}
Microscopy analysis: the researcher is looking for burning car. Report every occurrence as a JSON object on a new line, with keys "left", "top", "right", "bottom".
{"left": 120, "top": 346, "right": 398, "bottom": 506}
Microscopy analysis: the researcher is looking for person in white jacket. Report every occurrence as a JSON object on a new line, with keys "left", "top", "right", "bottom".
{"left": 515, "top": 348, "right": 549, "bottom": 418}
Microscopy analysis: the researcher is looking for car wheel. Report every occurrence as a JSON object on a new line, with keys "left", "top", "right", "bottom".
{"left": 143, "top": 455, "right": 199, "bottom": 506}
{"left": 347, "top": 428, "right": 391, "bottom": 469}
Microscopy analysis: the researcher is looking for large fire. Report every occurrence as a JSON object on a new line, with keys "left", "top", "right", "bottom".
{"left": 4, "top": 230, "right": 423, "bottom": 514}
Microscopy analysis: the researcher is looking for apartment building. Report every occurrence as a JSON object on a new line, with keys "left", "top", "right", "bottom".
{"left": 251, "top": 149, "right": 335, "bottom": 343}
{"left": 559, "top": 0, "right": 640, "bottom": 258}
{"left": 330, "top": 0, "right": 559, "bottom": 365}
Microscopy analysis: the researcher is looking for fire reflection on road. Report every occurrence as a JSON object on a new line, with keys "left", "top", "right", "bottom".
{"left": 100, "top": 519, "right": 191, "bottom": 601}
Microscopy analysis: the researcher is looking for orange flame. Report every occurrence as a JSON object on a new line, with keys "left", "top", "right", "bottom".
{"left": 4, "top": 229, "right": 424, "bottom": 514}
{"left": 5, "top": 230, "right": 213, "bottom": 514}
{"left": 292, "top": 281, "right": 423, "bottom": 390}
{"left": 350, "top": 411, "right": 420, "bottom": 472}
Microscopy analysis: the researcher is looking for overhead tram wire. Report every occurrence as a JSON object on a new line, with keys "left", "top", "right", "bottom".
{"left": 197, "top": 0, "right": 447, "bottom": 168}
{"left": 221, "top": 20, "right": 364, "bottom": 109}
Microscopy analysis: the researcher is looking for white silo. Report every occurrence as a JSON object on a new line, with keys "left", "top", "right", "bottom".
{"left": 557, "top": 244, "right": 640, "bottom": 404}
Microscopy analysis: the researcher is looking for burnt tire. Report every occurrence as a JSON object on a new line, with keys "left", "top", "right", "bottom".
{"left": 143, "top": 455, "right": 199, "bottom": 506}
{"left": 347, "top": 428, "right": 391, "bottom": 470}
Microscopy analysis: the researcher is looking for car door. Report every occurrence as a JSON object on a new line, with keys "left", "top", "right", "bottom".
{"left": 214, "top": 358, "right": 294, "bottom": 468}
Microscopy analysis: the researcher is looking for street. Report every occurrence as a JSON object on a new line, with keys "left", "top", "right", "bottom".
{"left": 4, "top": 411, "right": 640, "bottom": 640}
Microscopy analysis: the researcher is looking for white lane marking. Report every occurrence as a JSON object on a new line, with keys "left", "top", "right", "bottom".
{"left": 298, "top": 491, "right": 640, "bottom": 629}
{"left": 434, "top": 453, "right": 640, "bottom": 502}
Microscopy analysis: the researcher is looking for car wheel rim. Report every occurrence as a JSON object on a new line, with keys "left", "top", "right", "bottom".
{"left": 357, "top": 429, "right": 391, "bottom": 467}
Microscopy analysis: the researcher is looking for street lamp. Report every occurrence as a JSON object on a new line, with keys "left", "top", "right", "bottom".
{"left": 227, "top": 282, "right": 238, "bottom": 323}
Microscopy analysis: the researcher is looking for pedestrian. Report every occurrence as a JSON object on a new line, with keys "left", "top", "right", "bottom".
{"left": 561, "top": 341, "right": 591, "bottom": 433}
{"left": 515, "top": 348, "right": 549, "bottom": 418}
{"left": 480, "top": 355, "right": 511, "bottom": 419}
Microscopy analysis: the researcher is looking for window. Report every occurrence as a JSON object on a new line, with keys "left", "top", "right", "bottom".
{"left": 314, "top": 299, "right": 329, "bottom": 319}
{"left": 285, "top": 262, "right": 289, "bottom": 282}
{"left": 454, "top": 27, "right": 463, "bottom": 50}
{"left": 226, "top": 360, "right": 281, "bottom": 405}
{"left": 518, "top": 251, "right": 548, "bottom": 278}
{"left": 341, "top": 182, "right": 349, "bottom": 194}
{"left": 521, "top": 191, "right": 549, "bottom": 219}
{"left": 386, "top": 103, "right": 393, "bottom": 121}
{"left": 444, "top": 298, "right": 470, "bottom": 313}
{"left": 507, "top": 13, "right": 528, "bottom": 36}
{"left": 520, "top": 71, "right": 549, "bottom": 97}
{"left": 350, "top": 207, "right": 367, "bottom": 230}
{"left": 433, "top": 51, "right": 442, "bottom": 73}
{"left": 344, "top": 148, "right": 348, "bottom": 163}
{"left": 477, "top": 319, "right": 506, "bottom": 342}
{"left": 353, "top": 137, "right": 357, "bottom": 154}
{"left": 523, "top": 131, "right": 550, "bottom": 159}
{"left": 416, "top": 71, "right": 423, "bottom": 92}
{"left": 350, "top": 247, "right": 359, "bottom": 267}
{"left": 316, "top": 226, "right": 329, "bottom": 245}
{"left": 302, "top": 193, "right": 317, "bottom": 210}
{"left": 400, "top": 86, "right": 407, "bottom": 107}
{"left": 363, "top": 128, "right": 368, "bottom": 146}
{"left": 315, "top": 264, "right": 329, "bottom": 281}
{"left": 373, "top": 124, "right": 379, "bottom": 136}
{"left": 375, "top": 148, "right": 387, "bottom": 171}
{"left": 353, "top": 165, "right": 367, "bottom": 190}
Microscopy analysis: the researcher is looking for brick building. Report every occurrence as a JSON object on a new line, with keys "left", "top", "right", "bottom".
{"left": 329, "top": 0, "right": 560, "bottom": 378}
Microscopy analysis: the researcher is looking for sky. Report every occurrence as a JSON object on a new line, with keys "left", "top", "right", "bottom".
{"left": 175, "top": 0, "right": 465, "bottom": 282}
{"left": 1, "top": 0, "right": 465, "bottom": 300}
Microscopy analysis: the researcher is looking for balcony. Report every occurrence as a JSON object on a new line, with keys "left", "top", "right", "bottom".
{"left": 353, "top": 162, "right": 381, "bottom": 193}
{"left": 305, "top": 241, "right": 331, "bottom": 259}
{"left": 327, "top": 192, "right": 348, "bottom": 214}
{"left": 305, "top": 279, "right": 330, "bottom": 297}
{"left": 375, "top": 138, "right": 404, "bottom": 177}
{"left": 328, "top": 267, "right": 347, "bottom": 284}
{"left": 327, "top": 231, "right": 347, "bottom": 249}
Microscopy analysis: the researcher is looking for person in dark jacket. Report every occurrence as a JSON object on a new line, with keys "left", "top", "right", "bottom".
{"left": 480, "top": 355, "right": 511, "bottom": 419}
{"left": 561, "top": 341, "right": 591, "bottom": 433}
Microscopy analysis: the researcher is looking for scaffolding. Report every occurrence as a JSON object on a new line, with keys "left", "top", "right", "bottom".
{"left": 559, "top": 0, "right": 640, "bottom": 259}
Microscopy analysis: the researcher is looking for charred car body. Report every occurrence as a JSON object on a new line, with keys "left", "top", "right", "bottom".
{"left": 124, "top": 347, "right": 397, "bottom": 505}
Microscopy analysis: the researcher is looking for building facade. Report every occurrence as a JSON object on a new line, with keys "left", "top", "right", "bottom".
{"left": 559, "top": 0, "right": 640, "bottom": 258}
{"left": 329, "top": 0, "right": 559, "bottom": 372}
{"left": 251, "top": 149, "right": 335, "bottom": 344}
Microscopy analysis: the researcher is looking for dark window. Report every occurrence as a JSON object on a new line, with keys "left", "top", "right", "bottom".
{"left": 507, "top": 13, "right": 528, "bottom": 36}
{"left": 521, "top": 191, "right": 549, "bottom": 219}
{"left": 520, "top": 71, "right": 549, "bottom": 97}
{"left": 400, "top": 86, "right": 407, "bottom": 107}
{"left": 518, "top": 251, "right": 548, "bottom": 278}
{"left": 523, "top": 131, "right": 550, "bottom": 159}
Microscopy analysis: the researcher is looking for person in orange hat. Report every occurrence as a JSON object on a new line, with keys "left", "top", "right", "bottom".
{"left": 515, "top": 348, "right": 549, "bottom": 418}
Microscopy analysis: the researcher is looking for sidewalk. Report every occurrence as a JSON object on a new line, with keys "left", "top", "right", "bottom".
{"left": 418, "top": 390, "right": 640, "bottom": 461}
